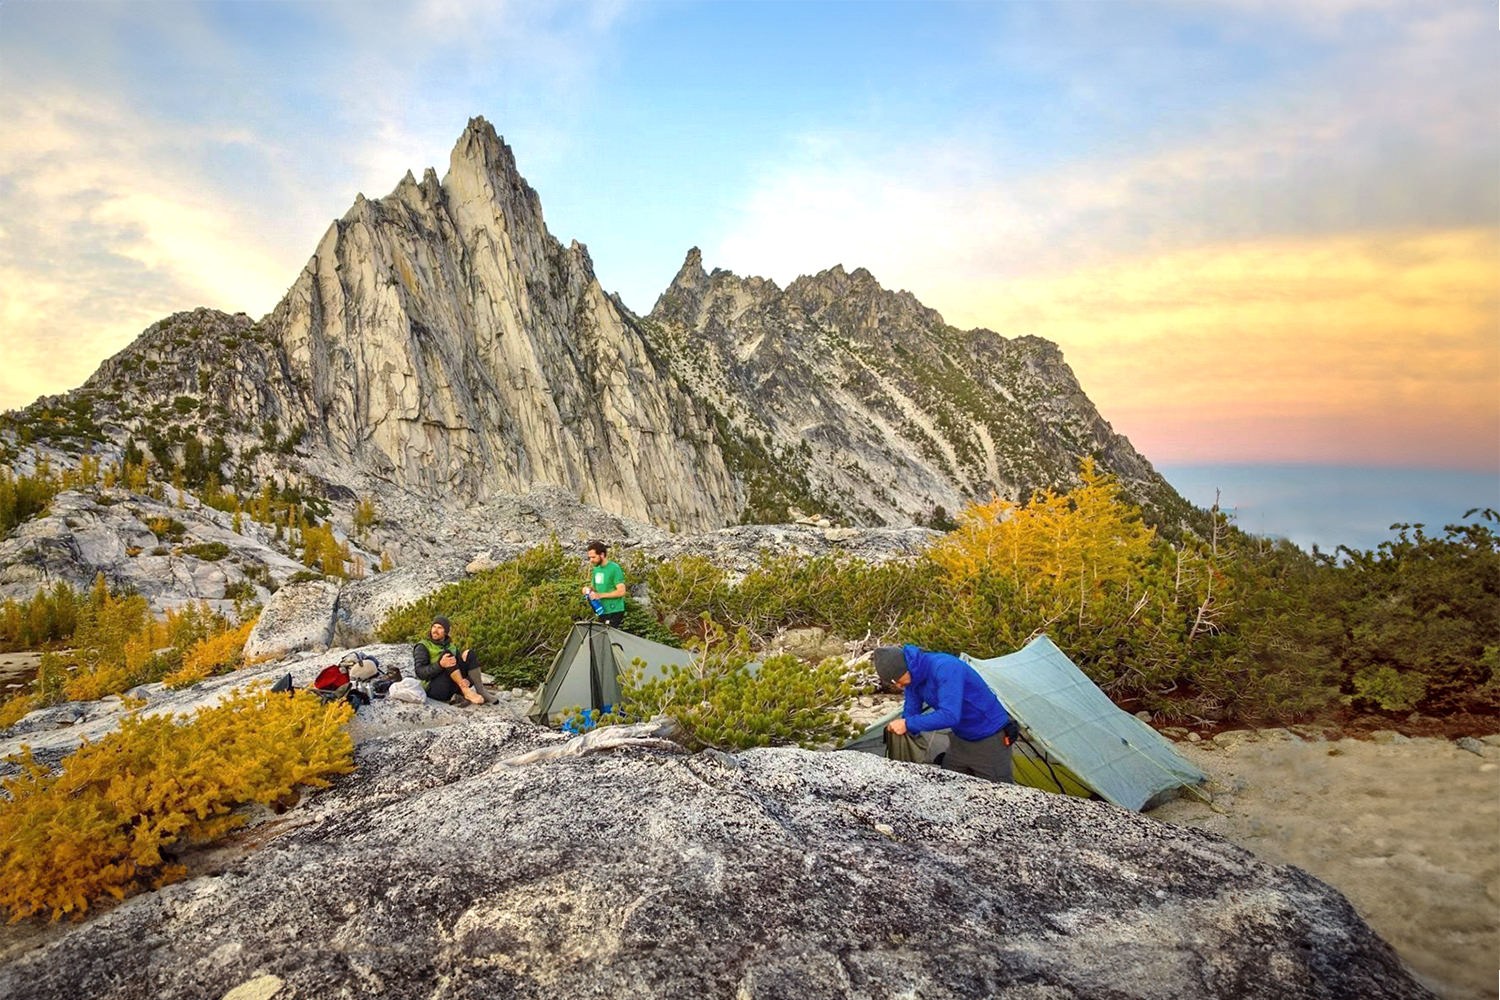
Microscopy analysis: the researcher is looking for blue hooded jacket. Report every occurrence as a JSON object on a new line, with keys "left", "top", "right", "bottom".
{"left": 901, "top": 644, "right": 1009, "bottom": 741}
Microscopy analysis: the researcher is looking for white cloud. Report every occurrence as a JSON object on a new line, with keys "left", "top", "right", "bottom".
{"left": 0, "top": 90, "right": 312, "bottom": 410}
{"left": 710, "top": 1, "right": 1495, "bottom": 302}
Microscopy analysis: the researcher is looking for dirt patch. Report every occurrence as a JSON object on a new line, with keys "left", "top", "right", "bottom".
{"left": 1151, "top": 729, "right": 1500, "bottom": 1000}
{"left": 0, "top": 651, "right": 43, "bottom": 697}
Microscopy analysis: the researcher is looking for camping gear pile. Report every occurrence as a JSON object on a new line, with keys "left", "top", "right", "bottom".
{"left": 530, "top": 625, "right": 1205, "bottom": 812}
{"left": 267, "top": 652, "right": 405, "bottom": 709}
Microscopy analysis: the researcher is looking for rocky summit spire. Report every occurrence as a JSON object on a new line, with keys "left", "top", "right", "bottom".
{"left": 649, "top": 247, "right": 712, "bottom": 326}
{"left": 249, "top": 118, "right": 739, "bottom": 530}
{"left": 674, "top": 246, "right": 708, "bottom": 287}
{"left": 442, "top": 116, "right": 547, "bottom": 246}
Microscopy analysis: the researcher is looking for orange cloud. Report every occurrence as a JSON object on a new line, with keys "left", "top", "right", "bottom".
{"left": 935, "top": 229, "right": 1500, "bottom": 472}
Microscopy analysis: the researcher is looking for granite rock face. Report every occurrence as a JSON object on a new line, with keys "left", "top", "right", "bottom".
{"left": 0, "top": 488, "right": 310, "bottom": 611}
{"left": 242, "top": 577, "right": 343, "bottom": 660}
{"left": 331, "top": 562, "right": 472, "bottom": 648}
{"left": 256, "top": 119, "right": 738, "bottom": 531}
{"left": 0, "top": 713, "right": 1432, "bottom": 999}
{"left": 644, "top": 522, "right": 938, "bottom": 576}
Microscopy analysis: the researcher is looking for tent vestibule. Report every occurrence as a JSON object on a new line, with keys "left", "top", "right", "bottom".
{"left": 530, "top": 622, "right": 694, "bottom": 723}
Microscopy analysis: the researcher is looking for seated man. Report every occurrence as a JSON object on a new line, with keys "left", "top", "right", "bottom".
{"left": 873, "top": 644, "right": 1014, "bottom": 783}
{"left": 413, "top": 616, "right": 494, "bottom": 705}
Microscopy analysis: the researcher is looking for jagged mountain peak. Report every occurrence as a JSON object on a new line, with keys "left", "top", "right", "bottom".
{"left": 783, "top": 264, "right": 945, "bottom": 329}
{"left": 241, "top": 117, "right": 737, "bottom": 531}
{"left": 445, "top": 116, "right": 527, "bottom": 192}
{"left": 449, "top": 115, "right": 512, "bottom": 169}
{"left": 675, "top": 247, "right": 708, "bottom": 287}
{"left": 651, "top": 248, "right": 782, "bottom": 329}
{"left": 637, "top": 247, "right": 1186, "bottom": 527}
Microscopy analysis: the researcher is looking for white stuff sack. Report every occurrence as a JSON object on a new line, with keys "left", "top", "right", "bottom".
{"left": 388, "top": 677, "right": 428, "bottom": 704}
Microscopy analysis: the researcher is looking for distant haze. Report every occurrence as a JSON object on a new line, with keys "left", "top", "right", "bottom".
{"left": 1159, "top": 464, "right": 1500, "bottom": 554}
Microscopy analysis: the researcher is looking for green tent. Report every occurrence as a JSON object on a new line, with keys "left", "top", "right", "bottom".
{"left": 529, "top": 622, "right": 694, "bottom": 723}
{"left": 845, "top": 635, "right": 1205, "bottom": 811}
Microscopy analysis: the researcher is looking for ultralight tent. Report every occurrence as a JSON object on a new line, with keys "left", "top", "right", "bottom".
{"left": 845, "top": 635, "right": 1205, "bottom": 811}
{"left": 529, "top": 622, "right": 695, "bottom": 723}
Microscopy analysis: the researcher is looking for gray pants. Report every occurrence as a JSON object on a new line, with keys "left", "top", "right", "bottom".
{"left": 943, "top": 730, "right": 1013, "bottom": 783}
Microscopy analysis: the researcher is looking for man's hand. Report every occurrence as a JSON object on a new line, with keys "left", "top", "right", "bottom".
{"left": 886, "top": 717, "right": 908, "bottom": 736}
{"left": 439, "top": 651, "right": 458, "bottom": 669}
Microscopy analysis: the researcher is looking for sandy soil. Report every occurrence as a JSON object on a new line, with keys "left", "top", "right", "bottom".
{"left": 1152, "top": 729, "right": 1500, "bottom": 1000}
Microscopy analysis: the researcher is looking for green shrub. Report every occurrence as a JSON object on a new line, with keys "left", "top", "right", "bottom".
{"left": 275, "top": 423, "right": 306, "bottom": 455}
{"left": 222, "top": 580, "right": 256, "bottom": 601}
{"left": 145, "top": 516, "right": 186, "bottom": 541}
{"left": 183, "top": 541, "right": 230, "bottom": 561}
{"left": 1348, "top": 666, "right": 1428, "bottom": 712}
{"left": 631, "top": 474, "right": 1499, "bottom": 728}
{"left": 1320, "top": 515, "right": 1500, "bottom": 715}
{"left": 596, "top": 619, "right": 859, "bottom": 751}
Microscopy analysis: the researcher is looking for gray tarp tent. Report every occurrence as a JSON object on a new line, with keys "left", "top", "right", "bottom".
{"left": 845, "top": 635, "right": 1205, "bottom": 811}
{"left": 529, "top": 622, "right": 694, "bottom": 723}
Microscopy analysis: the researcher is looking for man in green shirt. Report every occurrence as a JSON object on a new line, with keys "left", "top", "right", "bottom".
{"left": 584, "top": 540, "right": 627, "bottom": 628}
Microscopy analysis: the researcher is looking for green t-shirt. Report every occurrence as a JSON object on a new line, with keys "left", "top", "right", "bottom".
{"left": 591, "top": 561, "right": 626, "bottom": 614}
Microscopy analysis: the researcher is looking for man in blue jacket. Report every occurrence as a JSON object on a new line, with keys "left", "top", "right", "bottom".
{"left": 873, "top": 644, "right": 1014, "bottom": 783}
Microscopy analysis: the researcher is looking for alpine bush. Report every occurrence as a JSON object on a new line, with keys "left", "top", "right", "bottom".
{"left": 598, "top": 618, "right": 859, "bottom": 751}
{"left": 0, "top": 688, "right": 353, "bottom": 922}
{"left": 631, "top": 469, "right": 1498, "bottom": 728}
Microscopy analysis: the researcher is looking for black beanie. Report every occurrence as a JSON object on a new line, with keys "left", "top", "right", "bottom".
{"left": 871, "top": 646, "right": 907, "bottom": 685}
{"left": 432, "top": 616, "right": 452, "bottom": 635}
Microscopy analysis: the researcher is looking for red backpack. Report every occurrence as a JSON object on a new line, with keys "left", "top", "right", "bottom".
{"left": 313, "top": 664, "right": 350, "bottom": 691}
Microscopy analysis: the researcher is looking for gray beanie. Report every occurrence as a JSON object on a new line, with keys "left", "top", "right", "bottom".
{"left": 871, "top": 646, "right": 908, "bottom": 685}
{"left": 432, "top": 616, "right": 452, "bottom": 635}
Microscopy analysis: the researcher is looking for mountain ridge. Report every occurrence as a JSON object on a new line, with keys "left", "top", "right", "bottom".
{"left": 4, "top": 116, "right": 1193, "bottom": 542}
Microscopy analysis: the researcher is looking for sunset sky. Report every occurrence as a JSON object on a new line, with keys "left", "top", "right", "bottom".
{"left": 1, "top": 1, "right": 1496, "bottom": 501}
